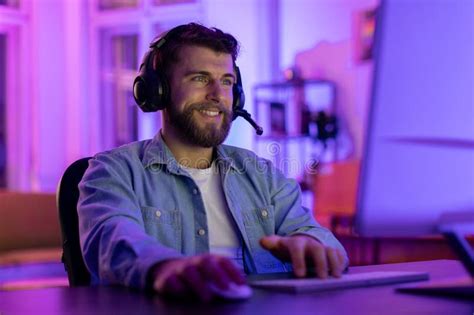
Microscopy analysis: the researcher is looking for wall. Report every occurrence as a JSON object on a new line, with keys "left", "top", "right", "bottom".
{"left": 280, "top": 0, "right": 378, "bottom": 158}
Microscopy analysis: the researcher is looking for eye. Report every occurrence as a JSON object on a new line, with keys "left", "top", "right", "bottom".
{"left": 192, "top": 75, "right": 209, "bottom": 84}
{"left": 222, "top": 78, "right": 234, "bottom": 86}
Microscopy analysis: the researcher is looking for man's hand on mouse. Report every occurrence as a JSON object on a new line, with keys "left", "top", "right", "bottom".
{"left": 150, "top": 254, "right": 246, "bottom": 302}
{"left": 260, "top": 234, "right": 346, "bottom": 278}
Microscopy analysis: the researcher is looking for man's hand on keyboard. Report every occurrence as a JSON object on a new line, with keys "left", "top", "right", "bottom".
{"left": 260, "top": 235, "right": 346, "bottom": 279}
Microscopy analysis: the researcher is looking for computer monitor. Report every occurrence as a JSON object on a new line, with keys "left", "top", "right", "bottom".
{"left": 355, "top": 0, "right": 474, "bottom": 238}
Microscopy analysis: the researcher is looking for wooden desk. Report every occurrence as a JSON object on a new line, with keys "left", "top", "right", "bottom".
{"left": 0, "top": 260, "right": 472, "bottom": 314}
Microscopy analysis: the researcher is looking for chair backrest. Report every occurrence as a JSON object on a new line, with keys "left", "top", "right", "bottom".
{"left": 56, "top": 157, "right": 92, "bottom": 286}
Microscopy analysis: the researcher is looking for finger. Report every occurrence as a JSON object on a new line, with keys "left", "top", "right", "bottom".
{"left": 159, "top": 273, "right": 189, "bottom": 297}
{"left": 284, "top": 238, "right": 306, "bottom": 278}
{"left": 326, "top": 247, "right": 342, "bottom": 278}
{"left": 259, "top": 235, "right": 282, "bottom": 251}
{"left": 199, "top": 255, "right": 232, "bottom": 289}
{"left": 308, "top": 244, "right": 328, "bottom": 279}
{"left": 180, "top": 264, "right": 212, "bottom": 302}
{"left": 261, "top": 235, "right": 294, "bottom": 262}
{"left": 219, "top": 257, "right": 246, "bottom": 285}
{"left": 337, "top": 250, "right": 347, "bottom": 271}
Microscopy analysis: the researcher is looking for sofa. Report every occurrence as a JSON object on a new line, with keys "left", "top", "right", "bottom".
{"left": 0, "top": 191, "right": 62, "bottom": 265}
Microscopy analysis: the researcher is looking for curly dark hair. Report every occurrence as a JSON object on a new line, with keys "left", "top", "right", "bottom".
{"left": 152, "top": 23, "right": 240, "bottom": 76}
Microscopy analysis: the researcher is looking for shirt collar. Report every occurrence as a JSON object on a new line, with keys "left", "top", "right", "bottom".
{"left": 142, "top": 132, "right": 238, "bottom": 172}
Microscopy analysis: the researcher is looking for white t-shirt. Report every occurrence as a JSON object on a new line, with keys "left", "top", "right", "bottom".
{"left": 182, "top": 162, "right": 243, "bottom": 270}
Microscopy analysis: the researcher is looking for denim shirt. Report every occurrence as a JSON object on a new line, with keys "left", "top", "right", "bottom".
{"left": 78, "top": 134, "right": 348, "bottom": 289}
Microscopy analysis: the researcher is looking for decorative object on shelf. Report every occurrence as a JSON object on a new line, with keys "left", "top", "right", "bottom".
{"left": 313, "top": 110, "right": 338, "bottom": 146}
{"left": 269, "top": 102, "right": 286, "bottom": 135}
{"left": 282, "top": 66, "right": 302, "bottom": 82}
{"left": 352, "top": 6, "right": 378, "bottom": 63}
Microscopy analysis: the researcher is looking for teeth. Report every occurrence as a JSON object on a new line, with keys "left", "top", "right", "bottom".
{"left": 199, "top": 109, "right": 220, "bottom": 117}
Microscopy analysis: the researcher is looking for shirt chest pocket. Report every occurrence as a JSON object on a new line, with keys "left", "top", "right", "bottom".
{"left": 140, "top": 206, "right": 182, "bottom": 251}
{"left": 242, "top": 205, "right": 275, "bottom": 241}
{"left": 241, "top": 206, "right": 289, "bottom": 273}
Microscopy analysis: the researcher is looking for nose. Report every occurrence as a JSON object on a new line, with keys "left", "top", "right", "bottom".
{"left": 206, "top": 81, "right": 230, "bottom": 104}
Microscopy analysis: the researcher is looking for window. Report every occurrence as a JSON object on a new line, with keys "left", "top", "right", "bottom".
{"left": 99, "top": 32, "right": 139, "bottom": 148}
{"left": 153, "top": 0, "right": 196, "bottom": 5}
{"left": 0, "top": 0, "right": 19, "bottom": 8}
{"left": 0, "top": 34, "right": 6, "bottom": 187}
{"left": 98, "top": 0, "right": 139, "bottom": 10}
{"left": 0, "top": 1, "right": 30, "bottom": 189}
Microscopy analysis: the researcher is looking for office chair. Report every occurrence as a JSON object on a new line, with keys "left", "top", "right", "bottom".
{"left": 57, "top": 157, "right": 92, "bottom": 286}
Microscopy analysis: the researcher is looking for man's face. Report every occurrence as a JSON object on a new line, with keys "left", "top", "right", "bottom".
{"left": 166, "top": 45, "right": 235, "bottom": 148}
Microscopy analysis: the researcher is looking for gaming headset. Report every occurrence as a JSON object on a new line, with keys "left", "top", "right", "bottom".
{"left": 132, "top": 25, "right": 263, "bottom": 135}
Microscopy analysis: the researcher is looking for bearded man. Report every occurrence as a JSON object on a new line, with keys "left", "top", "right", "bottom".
{"left": 78, "top": 23, "right": 348, "bottom": 302}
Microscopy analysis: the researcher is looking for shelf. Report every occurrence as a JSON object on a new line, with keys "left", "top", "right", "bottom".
{"left": 253, "top": 79, "right": 336, "bottom": 90}
{"left": 252, "top": 79, "right": 339, "bottom": 170}
{"left": 256, "top": 134, "right": 312, "bottom": 141}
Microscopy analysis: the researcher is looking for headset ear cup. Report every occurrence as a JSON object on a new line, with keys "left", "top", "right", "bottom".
{"left": 133, "top": 75, "right": 149, "bottom": 111}
{"left": 133, "top": 64, "right": 169, "bottom": 112}
{"left": 133, "top": 44, "right": 170, "bottom": 112}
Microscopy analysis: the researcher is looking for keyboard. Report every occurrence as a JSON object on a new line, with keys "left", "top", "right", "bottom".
{"left": 248, "top": 271, "right": 429, "bottom": 293}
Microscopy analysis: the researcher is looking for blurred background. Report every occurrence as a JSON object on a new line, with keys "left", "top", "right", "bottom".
{"left": 0, "top": 0, "right": 376, "bottom": 191}
{"left": 1, "top": 0, "right": 471, "bottom": 285}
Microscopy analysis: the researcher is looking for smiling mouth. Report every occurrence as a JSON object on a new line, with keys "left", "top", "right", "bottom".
{"left": 197, "top": 109, "right": 221, "bottom": 117}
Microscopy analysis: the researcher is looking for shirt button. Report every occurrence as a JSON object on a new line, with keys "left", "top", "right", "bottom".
{"left": 261, "top": 209, "right": 268, "bottom": 217}
{"left": 197, "top": 228, "right": 206, "bottom": 236}
{"left": 155, "top": 210, "right": 162, "bottom": 218}
{"left": 192, "top": 188, "right": 198, "bottom": 195}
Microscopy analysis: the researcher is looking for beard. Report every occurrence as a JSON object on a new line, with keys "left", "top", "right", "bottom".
{"left": 167, "top": 102, "right": 233, "bottom": 148}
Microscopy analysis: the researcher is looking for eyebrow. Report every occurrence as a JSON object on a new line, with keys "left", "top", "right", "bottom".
{"left": 184, "top": 70, "right": 236, "bottom": 81}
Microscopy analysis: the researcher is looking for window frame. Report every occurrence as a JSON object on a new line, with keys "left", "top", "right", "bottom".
{"left": 0, "top": 2, "right": 32, "bottom": 190}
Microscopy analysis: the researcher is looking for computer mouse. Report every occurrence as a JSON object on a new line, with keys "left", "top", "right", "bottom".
{"left": 209, "top": 282, "right": 253, "bottom": 300}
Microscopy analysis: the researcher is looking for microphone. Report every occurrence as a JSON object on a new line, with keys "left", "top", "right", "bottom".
{"left": 234, "top": 109, "right": 264, "bottom": 135}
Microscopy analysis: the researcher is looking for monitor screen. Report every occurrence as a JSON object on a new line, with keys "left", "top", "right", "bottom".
{"left": 355, "top": 0, "right": 474, "bottom": 236}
